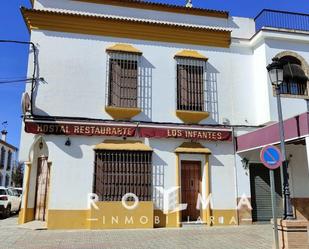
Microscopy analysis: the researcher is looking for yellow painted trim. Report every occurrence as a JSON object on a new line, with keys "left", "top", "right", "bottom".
{"left": 73, "top": 0, "right": 229, "bottom": 19}
{"left": 95, "top": 140, "right": 153, "bottom": 151}
{"left": 204, "top": 155, "right": 211, "bottom": 224}
{"left": 48, "top": 202, "right": 154, "bottom": 229}
{"left": 176, "top": 110, "right": 210, "bottom": 124}
{"left": 47, "top": 210, "right": 89, "bottom": 229}
{"left": 19, "top": 162, "right": 32, "bottom": 224}
{"left": 154, "top": 210, "right": 180, "bottom": 228}
{"left": 21, "top": 8, "right": 231, "bottom": 48}
{"left": 18, "top": 208, "right": 35, "bottom": 224}
{"left": 175, "top": 153, "right": 181, "bottom": 227}
{"left": 211, "top": 210, "right": 238, "bottom": 226}
{"left": 106, "top": 43, "right": 142, "bottom": 55}
{"left": 105, "top": 106, "right": 141, "bottom": 120}
{"left": 175, "top": 142, "right": 211, "bottom": 154}
{"left": 89, "top": 201, "right": 153, "bottom": 229}
{"left": 174, "top": 50, "right": 208, "bottom": 61}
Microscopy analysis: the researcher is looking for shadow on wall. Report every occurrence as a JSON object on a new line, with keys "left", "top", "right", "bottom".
{"left": 205, "top": 63, "right": 219, "bottom": 124}
{"left": 152, "top": 153, "right": 166, "bottom": 210}
{"left": 135, "top": 56, "right": 154, "bottom": 121}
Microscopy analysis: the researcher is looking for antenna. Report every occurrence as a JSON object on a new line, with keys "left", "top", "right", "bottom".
{"left": 186, "top": 0, "right": 193, "bottom": 8}
{"left": 1, "top": 121, "right": 8, "bottom": 130}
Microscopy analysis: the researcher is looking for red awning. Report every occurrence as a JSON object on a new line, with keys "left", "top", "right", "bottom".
{"left": 236, "top": 112, "right": 309, "bottom": 152}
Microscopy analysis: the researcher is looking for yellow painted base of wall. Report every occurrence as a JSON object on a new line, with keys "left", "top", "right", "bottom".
{"left": 18, "top": 208, "right": 34, "bottom": 225}
{"left": 154, "top": 209, "right": 238, "bottom": 227}
{"left": 210, "top": 210, "right": 238, "bottom": 226}
{"left": 47, "top": 210, "right": 89, "bottom": 230}
{"left": 18, "top": 207, "right": 237, "bottom": 229}
{"left": 154, "top": 210, "right": 180, "bottom": 228}
{"left": 89, "top": 201, "right": 153, "bottom": 229}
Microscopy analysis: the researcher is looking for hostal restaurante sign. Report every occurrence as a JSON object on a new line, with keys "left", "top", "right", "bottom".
{"left": 25, "top": 121, "right": 232, "bottom": 141}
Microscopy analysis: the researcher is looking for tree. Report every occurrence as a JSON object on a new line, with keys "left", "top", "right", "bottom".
{"left": 11, "top": 162, "right": 24, "bottom": 187}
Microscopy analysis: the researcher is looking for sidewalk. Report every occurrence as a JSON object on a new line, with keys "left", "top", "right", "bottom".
{"left": 0, "top": 217, "right": 272, "bottom": 249}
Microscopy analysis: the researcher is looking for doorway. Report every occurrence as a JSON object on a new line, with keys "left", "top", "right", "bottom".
{"left": 34, "top": 156, "right": 50, "bottom": 221}
{"left": 181, "top": 161, "right": 201, "bottom": 222}
{"left": 250, "top": 163, "right": 283, "bottom": 222}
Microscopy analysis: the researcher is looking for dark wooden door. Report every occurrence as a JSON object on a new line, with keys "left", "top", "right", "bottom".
{"left": 35, "top": 157, "right": 50, "bottom": 221}
{"left": 181, "top": 161, "right": 201, "bottom": 222}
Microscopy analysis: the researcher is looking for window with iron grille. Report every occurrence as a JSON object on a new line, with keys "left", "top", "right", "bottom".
{"left": 279, "top": 56, "right": 308, "bottom": 96}
{"left": 6, "top": 151, "right": 12, "bottom": 171}
{"left": 94, "top": 150, "right": 152, "bottom": 201}
{"left": 106, "top": 53, "right": 140, "bottom": 108}
{"left": 5, "top": 174, "right": 9, "bottom": 187}
{"left": 0, "top": 147, "right": 5, "bottom": 169}
{"left": 176, "top": 59, "right": 206, "bottom": 111}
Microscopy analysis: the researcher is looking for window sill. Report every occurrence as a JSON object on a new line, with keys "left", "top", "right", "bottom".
{"left": 272, "top": 87, "right": 309, "bottom": 99}
{"left": 105, "top": 106, "right": 141, "bottom": 120}
{"left": 176, "top": 110, "right": 210, "bottom": 124}
{"left": 277, "top": 94, "right": 309, "bottom": 99}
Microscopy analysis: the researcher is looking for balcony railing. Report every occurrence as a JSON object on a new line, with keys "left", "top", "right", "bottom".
{"left": 255, "top": 9, "right": 309, "bottom": 33}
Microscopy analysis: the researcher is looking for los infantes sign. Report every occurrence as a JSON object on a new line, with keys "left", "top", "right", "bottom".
{"left": 25, "top": 121, "right": 232, "bottom": 141}
{"left": 140, "top": 127, "right": 231, "bottom": 141}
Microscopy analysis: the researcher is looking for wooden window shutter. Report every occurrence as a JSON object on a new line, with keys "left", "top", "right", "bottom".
{"left": 177, "top": 62, "right": 204, "bottom": 111}
{"left": 109, "top": 59, "right": 122, "bottom": 107}
{"left": 108, "top": 56, "right": 138, "bottom": 108}
{"left": 177, "top": 64, "right": 189, "bottom": 110}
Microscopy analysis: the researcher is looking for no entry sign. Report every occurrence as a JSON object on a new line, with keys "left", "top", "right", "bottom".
{"left": 260, "top": 145, "right": 282, "bottom": 170}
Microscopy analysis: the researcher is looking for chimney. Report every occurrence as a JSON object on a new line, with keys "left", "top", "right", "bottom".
{"left": 1, "top": 130, "right": 7, "bottom": 142}
{"left": 186, "top": 0, "right": 193, "bottom": 8}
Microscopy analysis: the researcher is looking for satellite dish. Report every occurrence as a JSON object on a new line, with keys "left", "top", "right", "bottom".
{"left": 21, "top": 92, "right": 31, "bottom": 115}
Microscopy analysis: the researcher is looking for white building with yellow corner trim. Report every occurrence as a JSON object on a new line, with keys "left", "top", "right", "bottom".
{"left": 18, "top": 0, "right": 309, "bottom": 230}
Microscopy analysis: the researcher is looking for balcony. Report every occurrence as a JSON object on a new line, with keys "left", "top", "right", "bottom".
{"left": 255, "top": 9, "right": 309, "bottom": 33}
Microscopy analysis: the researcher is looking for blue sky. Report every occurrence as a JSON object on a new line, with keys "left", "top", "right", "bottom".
{"left": 0, "top": 0, "right": 309, "bottom": 148}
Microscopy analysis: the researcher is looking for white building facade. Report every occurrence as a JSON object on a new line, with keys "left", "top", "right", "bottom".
{"left": 19, "top": 0, "right": 309, "bottom": 229}
{"left": 0, "top": 130, "right": 18, "bottom": 187}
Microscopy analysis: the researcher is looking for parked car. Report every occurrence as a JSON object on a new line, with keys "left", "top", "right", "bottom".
{"left": 13, "top": 188, "right": 23, "bottom": 197}
{"left": 0, "top": 187, "right": 21, "bottom": 218}
{"left": 8, "top": 187, "right": 22, "bottom": 198}
{"left": 8, "top": 187, "right": 23, "bottom": 210}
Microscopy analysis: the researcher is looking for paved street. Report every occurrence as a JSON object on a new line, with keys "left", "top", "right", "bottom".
{"left": 0, "top": 216, "right": 272, "bottom": 249}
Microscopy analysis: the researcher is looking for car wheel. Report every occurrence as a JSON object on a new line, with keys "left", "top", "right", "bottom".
{"left": 5, "top": 205, "right": 11, "bottom": 218}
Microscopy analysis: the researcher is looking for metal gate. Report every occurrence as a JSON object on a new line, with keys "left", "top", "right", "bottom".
{"left": 250, "top": 163, "right": 283, "bottom": 222}
{"left": 94, "top": 150, "right": 152, "bottom": 201}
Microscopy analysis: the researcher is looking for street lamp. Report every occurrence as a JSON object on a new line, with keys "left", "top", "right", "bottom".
{"left": 266, "top": 57, "right": 294, "bottom": 220}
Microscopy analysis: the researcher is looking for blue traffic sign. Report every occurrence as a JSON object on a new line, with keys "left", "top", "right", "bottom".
{"left": 260, "top": 145, "right": 282, "bottom": 169}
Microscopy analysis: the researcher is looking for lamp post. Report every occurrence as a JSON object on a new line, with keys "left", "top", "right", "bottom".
{"left": 266, "top": 58, "right": 294, "bottom": 220}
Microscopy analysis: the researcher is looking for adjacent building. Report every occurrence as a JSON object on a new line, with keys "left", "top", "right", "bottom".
{"left": 19, "top": 0, "right": 309, "bottom": 229}
{"left": 0, "top": 130, "right": 18, "bottom": 187}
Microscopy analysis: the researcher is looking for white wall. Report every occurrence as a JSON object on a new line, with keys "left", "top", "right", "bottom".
{"left": 26, "top": 30, "right": 259, "bottom": 126}
{"left": 287, "top": 143, "right": 309, "bottom": 198}
{"left": 21, "top": 134, "right": 237, "bottom": 210}
{"left": 265, "top": 39, "right": 309, "bottom": 121}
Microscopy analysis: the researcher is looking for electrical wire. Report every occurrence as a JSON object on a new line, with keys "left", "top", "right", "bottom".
{"left": 0, "top": 40, "right": 266, "bottom": 129}
{"left": 0, "top": 39, "right": 37, "bottom": 114}
{"left": 0, "top": 78, "right": 33, "bottom": 84}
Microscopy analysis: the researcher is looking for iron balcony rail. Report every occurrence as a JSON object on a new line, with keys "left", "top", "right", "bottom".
{"left": 255, "top": 9, "right": 309, "bottom": 33}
